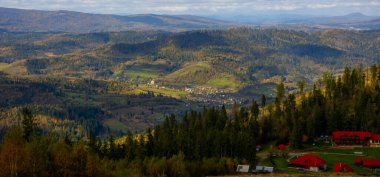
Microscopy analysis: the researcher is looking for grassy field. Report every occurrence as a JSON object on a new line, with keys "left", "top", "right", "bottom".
{"left": 164, "top": 62, "right": 217, "bottom": 84}
{"left": 207, "top": 74, "right": 241, "bottom": 90}
{"left": 123, "top": 69, "right": 160, "bottom": 80}
{"left": 0, "top": 62, "right": 9, "bottom": 70}
{"left": 257, "top": 147, "right": 380, "bottom": 176}
{"left": 127, "top": 85, "right": 187, "bottom": 99}
{"left": 315, "top": 148, "right": 380, "bottom": 174}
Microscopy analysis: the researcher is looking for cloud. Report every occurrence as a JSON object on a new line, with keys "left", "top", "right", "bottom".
{"left": 0, "top": 0, "right": 379, "bottom": 15}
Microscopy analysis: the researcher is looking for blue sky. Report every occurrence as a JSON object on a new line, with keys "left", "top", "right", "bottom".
{"left": 1, "top": 0, "right": 380, "bottom": 16}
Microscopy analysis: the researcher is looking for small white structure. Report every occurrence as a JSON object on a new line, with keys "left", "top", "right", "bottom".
{"left": 236, "top": 165, "right": 250, "bottom": 173}
{"left": 264, "top": 166, "right": 274, "bottom": 173}
{"left": 310, "top": 166, "right": 320, "bottom": 172}
{"left": 256, "top": 166, "right": 274, "bottom": 173}
{"left": 256, "top": 166, "right": 264, "bottom": 171}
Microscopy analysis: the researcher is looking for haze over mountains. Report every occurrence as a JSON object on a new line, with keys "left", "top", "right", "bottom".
{"left": 1, "top": 7, "right": 380, "bottom": 33}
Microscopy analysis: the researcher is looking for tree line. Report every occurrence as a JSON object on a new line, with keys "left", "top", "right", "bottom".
{"left": 0, "top": 102, "right": 260, "bottom": 177}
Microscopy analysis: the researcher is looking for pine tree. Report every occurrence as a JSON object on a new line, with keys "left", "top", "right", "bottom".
{"left": 21, "top": 108, "right": 35, "bottom": 142}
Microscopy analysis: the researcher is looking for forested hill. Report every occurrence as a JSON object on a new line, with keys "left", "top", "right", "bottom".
{"left": 1, "top": 28, "right": 379, "bottom": 93}
{"left": 0, "top": 7, "right": 231, "bottom": 33}
{"left": 1, "top": 28, "right": 380, "bottom": 137}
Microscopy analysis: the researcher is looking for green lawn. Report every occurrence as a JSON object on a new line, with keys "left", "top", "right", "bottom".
{"left": 260, "top": 148, "right": 380, "bottom": 175}
{"left": 315, "top": 153, "right": 370, "bottom": 174}
{"left": 312, "top": 148, "right": 380, "bottom": 174}
{"left": 123, "top": 69, "right": 160, "bottom": 80}
{"left": 207, "top": 74, "right": 240, "bottom": 90}
{"left": 128, "top": 85, "right": 187, "bottom": 99}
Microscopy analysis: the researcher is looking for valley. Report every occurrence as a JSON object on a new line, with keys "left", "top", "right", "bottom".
{"left": 0, "top": 5, "right": 380, "bottom": 177}
{"left": 1, "top": 28, "right": 380, "bottom": 135}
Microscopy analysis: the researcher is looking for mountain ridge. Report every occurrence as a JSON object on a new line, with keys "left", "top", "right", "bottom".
{"left": 0, "top": 7, "right": 232, "bottom": 33}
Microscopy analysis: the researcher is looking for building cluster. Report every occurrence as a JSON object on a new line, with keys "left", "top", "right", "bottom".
{"left": 289, "top": 154, "right": 380, "bottom": 172}
{"left": 237, "top": 131, "right": 380, "bottom": 174}
{"left": 288, "top": 131, "right": 380, "bottom": 173}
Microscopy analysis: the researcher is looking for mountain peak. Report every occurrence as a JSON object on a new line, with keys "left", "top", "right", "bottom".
{"left": 345, "top": 12, "right": 368, "bottom": 17}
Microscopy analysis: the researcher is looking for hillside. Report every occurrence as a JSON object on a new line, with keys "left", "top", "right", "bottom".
{"left": 0, "top": 7, "right": 231, "bottom": 33}
{"left": 0, "top": 74, "right": 189, "bottom": 135}
{"left": 2, "top": 28, "right": 380, "bottom": 92}
{"left": 349, "top": 18, "right": 380, "bottom": 30}
{"left": 1, "top": 28, "right": 380, "bottom": 135}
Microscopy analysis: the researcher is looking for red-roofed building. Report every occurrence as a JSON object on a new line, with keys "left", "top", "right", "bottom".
{"left": 289, "top": 154, "right": 327, "bottom": 172}
{"left": 332, "top": 131, "right": 372, "bottom": 145}
{"left": 332, "top": 131, "right": 380, "bottom": 147}
{"left": 354, "top": 158, "right": 380, "bottom": 169}
{"left": 354, "top": 158, "right": 363, "bottom": 165}
{"left": 333, "top": 163, "right": 353, "bottom": 173}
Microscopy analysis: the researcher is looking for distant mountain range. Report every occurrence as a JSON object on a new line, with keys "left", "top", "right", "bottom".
{"left": 213, "top": 12, "right": 380, "bottom": 30}
{"left": 0, "top": 7, "right": 380, "bottom": 33}
{"left": 0, "top": 7, "right": 232, "bottom": 33}
{"left": 299, "top": 13, "right": 380, "bottom": 30}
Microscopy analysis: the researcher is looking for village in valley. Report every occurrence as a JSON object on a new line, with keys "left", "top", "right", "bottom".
{"left": 236, "top": 131, "right": 380, "bottom": 175}
{"left": 146, "top": 79, "right": 252, "bottom": 106}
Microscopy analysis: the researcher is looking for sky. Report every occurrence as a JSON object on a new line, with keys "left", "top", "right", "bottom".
{"left": 0, "top": 0, "right": 380, "bottom": 16}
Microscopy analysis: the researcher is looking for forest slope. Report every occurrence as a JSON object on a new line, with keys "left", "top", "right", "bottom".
{"left": 1, "top": 28, "right": 379, "bottom": 94}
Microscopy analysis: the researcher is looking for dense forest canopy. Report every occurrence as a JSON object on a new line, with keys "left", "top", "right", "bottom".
{"left": 1, "top": 65, "right": 380, "bottom": 177}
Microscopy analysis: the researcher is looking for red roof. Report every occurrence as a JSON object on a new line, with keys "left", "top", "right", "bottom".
{"left": 354, "top": 158, "right": 380, "bottom": 168}
{"left": 289, "top": 154, "right": 326, "bottom": 168}
{"left": 332, "top": 131, "right": 372, "bottom": 140}
{"left": 363, "top": 159, "right": 380, "bottom": 167}
{"left": 354, "top": 158, "right": 363, "bottom": 165}
{"left": 333, "top": 163, "right": 353, "bottom": 173}
{"left": 372, "top": 134, "right": 380, "bottom": 141}
{"left": 278, "top": 144, "right": 287, "bottom": 149}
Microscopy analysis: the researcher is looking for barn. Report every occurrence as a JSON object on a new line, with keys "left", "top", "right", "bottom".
{"left": 289, "top": 154, "right": 327, "bottom": 172}
{"left": 354, "top": 158, "right": 380, "bottom": 169}
{"left": 333, "top": 162, "right": 353, "bottom": 173}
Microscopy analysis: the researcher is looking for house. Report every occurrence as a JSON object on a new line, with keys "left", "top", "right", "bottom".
{"left": 289, "top": 154, "right": 327, "bottom": 172}
{"left": 354, "top": 158, "right": 380, "bottom": 169}
{"left": 236, "top": 165, "right": 250, "bottom": 173}
{"left": 332, "top": 131, "right": 380, "bottom": 147}
{"left": 333, "top": 163, "right": 353, "bottom": 173}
